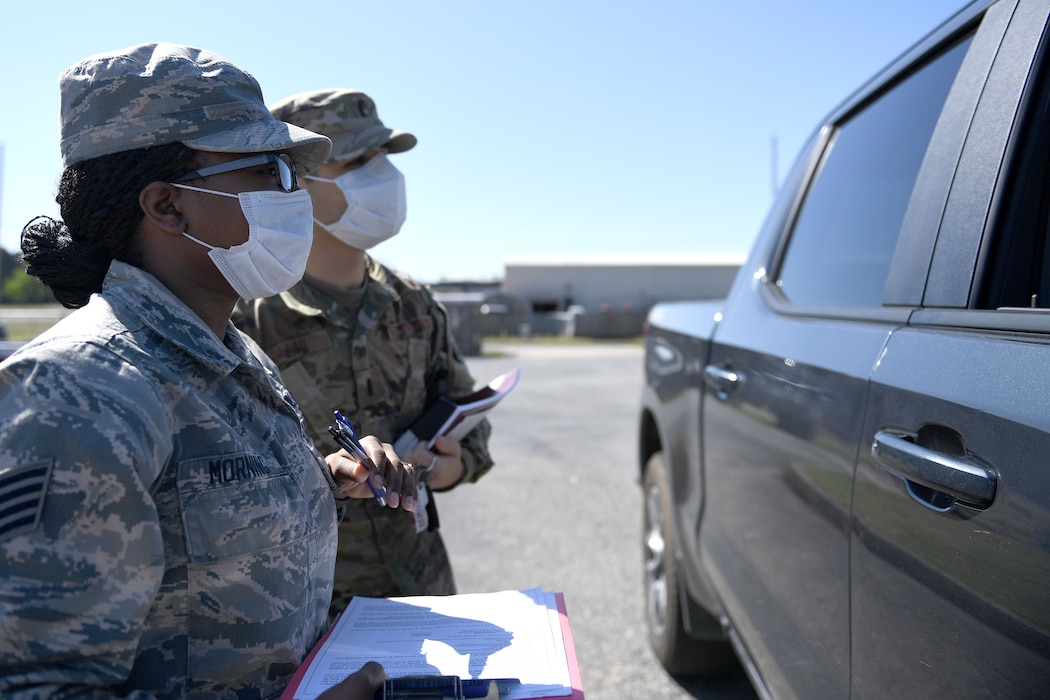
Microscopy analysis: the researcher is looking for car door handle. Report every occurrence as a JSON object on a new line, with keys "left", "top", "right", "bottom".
{"left": 703, "top": 365, "right": 741, "bottom": 400}
{"left": 871, "top": 430, "right": 997, "bottom": 510}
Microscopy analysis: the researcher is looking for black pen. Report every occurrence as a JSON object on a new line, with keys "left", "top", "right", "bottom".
{"left": 461, "top": 678, "right": 520, "bottom": 698}
{"left": 374, "top": 676, "right": 518, "bottom": 699}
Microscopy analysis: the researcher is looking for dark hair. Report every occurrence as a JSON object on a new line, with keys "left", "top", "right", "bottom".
{"left": 20, "top": 143, "right": 201, "bottom": 308}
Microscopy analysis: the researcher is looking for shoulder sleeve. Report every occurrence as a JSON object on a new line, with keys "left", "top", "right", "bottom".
{"left": 0, "top": 341, "right": 171, "bottom": 696}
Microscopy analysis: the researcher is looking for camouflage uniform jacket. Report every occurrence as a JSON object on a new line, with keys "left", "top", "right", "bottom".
{"left": 0, "top": 262, "right": 339, "bottom": 699}
{"left": 233, "top": 255, "right": 493, "bottom": 605}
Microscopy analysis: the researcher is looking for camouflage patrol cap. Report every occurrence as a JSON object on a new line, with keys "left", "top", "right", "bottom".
{"left": 269, "top": 89, "right": 417, "bottom": 164}
{"left": 59, "top": 43, "right": 332, "bottom": 172}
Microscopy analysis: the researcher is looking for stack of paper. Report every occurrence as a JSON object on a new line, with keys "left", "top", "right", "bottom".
{"left": 283, "top": 587, "right": 583, "bottom": 700}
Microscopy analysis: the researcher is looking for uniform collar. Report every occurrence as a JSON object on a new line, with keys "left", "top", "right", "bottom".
{"left": 102, "top": 260, "right": 256, "bottom": 376}
{"left": 280, "top": 254, "right": 401, "bottom": 323}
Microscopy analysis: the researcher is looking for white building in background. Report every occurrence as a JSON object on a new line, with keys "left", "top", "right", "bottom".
{"left": 432, "top": 252, "right": 747, "bottom": 348}
{"left": 501, "top": 253, "right": 745, "bottom": 314}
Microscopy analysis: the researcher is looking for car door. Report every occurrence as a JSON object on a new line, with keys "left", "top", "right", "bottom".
{"left": 699, "top": 10, "right": 980, "bottom": 700}
{"left": 853, "top": 2, "right": 1050, "bottom": 696}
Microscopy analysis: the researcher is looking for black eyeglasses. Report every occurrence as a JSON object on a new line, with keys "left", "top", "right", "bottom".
{"left": 173, "top": 153, "right": 299, "bottom": 192}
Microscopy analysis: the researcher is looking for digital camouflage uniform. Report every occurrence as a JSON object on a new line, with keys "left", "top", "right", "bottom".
{"left": 0, "top": 262, "right": 339, "bottom": 699}
{"left": 233, "top": 255, "right": 493, "bottom": 612}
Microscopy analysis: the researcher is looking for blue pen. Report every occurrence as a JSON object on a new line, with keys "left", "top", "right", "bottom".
{"left": 329, "top": 410, "right": 387, "bottom": 506}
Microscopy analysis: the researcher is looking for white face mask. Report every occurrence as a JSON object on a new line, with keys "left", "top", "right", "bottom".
{"left": 306, "top": 152, "right": 407, "bottom": 250}
{"left": 171, "top": 184, "right": 314, "bottom": 299}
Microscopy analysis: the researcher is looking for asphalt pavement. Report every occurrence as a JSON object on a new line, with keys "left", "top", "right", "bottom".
{"left": 438, "top": 341, "right": 759, "bottom": 700}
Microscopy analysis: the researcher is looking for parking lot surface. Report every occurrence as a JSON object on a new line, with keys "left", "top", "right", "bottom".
{"left": 439, "top": 341, "right": 758, "bottom": 699}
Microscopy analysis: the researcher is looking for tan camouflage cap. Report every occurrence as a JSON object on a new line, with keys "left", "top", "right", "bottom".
{"left": 269, "top": 89, "right": 416, "bottom": 164}
{"left": 59, "top": 43, "right": 332, "bottom": 172}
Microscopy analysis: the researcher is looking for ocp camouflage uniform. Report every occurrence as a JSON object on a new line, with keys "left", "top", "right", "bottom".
{"left": 0, "top": 262, "right": 339, "bottom": 699}
{"left": 233, "top": 255, "right": 493, "bottom": 612}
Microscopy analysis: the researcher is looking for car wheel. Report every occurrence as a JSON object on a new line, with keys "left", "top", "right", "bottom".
{"left": 643, "top": 452, "right": 734, "bottom": 676}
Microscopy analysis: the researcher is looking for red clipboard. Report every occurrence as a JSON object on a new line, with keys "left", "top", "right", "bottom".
{"left": 281, "top": 617, "right": 338, "bottom": 700}
{"left": 552, "top": 592, "right": 586, "bottom": 699}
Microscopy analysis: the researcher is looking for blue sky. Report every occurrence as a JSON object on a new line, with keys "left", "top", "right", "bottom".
{"left": 1, "top": 0, "right": 968, "bottom": 282}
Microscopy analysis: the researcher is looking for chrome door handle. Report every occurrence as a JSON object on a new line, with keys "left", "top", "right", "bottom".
{"left": 872, "top": 429, "right": 997, "bottom": 510}
{"left": 703, "top": 365, "right": 741, "bottom": 401}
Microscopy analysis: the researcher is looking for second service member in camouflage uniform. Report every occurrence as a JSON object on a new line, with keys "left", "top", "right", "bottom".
{"left": 0, "top": 44, "right": 410, "bottom": 699}
{"left": 234, "top": 89, "right": 494, "bottom": 612}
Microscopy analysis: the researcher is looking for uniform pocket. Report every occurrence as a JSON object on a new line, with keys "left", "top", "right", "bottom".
{"left": 179, "top": 453, "right": 317, "bottom": 565}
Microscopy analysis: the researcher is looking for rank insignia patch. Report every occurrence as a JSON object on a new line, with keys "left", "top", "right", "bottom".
{"left": 0, "top": 461, "right": 53, "bottom": 543}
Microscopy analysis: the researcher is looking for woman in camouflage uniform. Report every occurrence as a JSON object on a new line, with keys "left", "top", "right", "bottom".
{"left": 0, "top": 44, "right": 414, "bottom": 699}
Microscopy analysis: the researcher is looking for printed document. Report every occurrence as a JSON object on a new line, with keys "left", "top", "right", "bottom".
{"left": 284, "top": 588, "right": 578, "bottom": 700}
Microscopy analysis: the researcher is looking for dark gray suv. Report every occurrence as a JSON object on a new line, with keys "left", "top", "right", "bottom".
{"left": 637, "top": 1, "right": 1050, "bottom": 697}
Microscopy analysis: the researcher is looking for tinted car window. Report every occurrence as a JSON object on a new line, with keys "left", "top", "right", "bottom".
{"left": 776, "top": 36, "right": 972, "bottom": 307}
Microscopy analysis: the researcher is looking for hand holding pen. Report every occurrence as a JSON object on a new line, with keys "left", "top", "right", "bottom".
{"left": 327, "top": 411, "right": 417, "bottom": 510}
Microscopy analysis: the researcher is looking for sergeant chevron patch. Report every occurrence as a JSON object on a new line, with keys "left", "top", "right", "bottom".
{"left": 0, "top": 461, "right": 53, "bottom": 543}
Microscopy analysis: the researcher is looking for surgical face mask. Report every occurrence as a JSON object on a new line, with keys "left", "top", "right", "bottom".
{"left": 306, "top": 152, "right": 407, "bottom": 250}
{"left": 171, "top": 184, "right": 313, "bottom": 299}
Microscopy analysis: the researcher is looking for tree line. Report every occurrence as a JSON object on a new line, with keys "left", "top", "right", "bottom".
{"left": 0, "top": 248, "right": 57, "bottom": 304}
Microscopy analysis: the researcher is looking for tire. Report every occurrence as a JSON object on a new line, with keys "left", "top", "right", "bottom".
{"left": 643, "top": 452, "right": 735, "bottom": 676}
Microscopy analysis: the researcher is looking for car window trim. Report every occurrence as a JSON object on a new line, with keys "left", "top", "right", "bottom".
{"left": 925, "top": 0, "right": 1046, "bottom": 307}
{"left": 884, "top": 10, "right": 1004, "bottom": 305}
{"left": 910, "top": 306, "right": 1050, "bottom": 333}
{"left": 759, "top": 284, "right": 915, "bottom": 324}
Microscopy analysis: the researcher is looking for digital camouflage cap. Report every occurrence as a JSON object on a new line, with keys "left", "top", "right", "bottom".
{"left": 269, "top": 89, "right": 417, "bottom": 163}
{"left": 59, "top": 43, "right": 332, "bottom": 172}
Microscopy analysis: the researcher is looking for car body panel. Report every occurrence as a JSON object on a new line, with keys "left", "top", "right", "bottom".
{"left": 700, "top": 311, "right": 886, "bottom": 698}
{"left": 641, "top": 302, "right": 722, "bottom": 615}
{"left": 853, "top": 324, "right": 1050, "bottom": 698}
